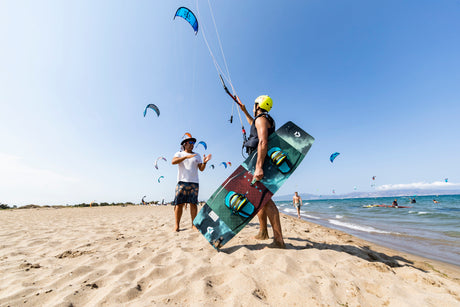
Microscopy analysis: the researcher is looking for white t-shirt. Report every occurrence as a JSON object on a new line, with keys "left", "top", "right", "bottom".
{"left": 174, "top": 151, "right": 202, "bottom": 183}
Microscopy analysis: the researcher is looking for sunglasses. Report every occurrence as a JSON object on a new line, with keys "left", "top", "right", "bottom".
{"left": 188, "top": 141, "right": 195, "bottom": 145}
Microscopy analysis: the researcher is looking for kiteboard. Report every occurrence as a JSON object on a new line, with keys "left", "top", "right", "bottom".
{"left": 193, "top": 121, "right": 314, "bottom": 249}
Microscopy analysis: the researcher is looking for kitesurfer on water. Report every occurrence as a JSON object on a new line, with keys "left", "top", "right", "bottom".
{"left": 239, "top": 95, "right": 285, "bottom": 248}
{"left": 172, "top": 135, "right": 212, "bottom": 232}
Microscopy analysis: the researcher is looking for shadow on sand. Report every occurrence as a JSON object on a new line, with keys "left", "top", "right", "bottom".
{"left": 220, "top": 236, "right": 428, "bottom": 273}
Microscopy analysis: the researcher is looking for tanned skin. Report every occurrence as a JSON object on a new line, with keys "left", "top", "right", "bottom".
{"left": 239, "top": 101, "right": 285, "bottom": 248}
{"left": 172, "top": 142, "right": 212, "bottom": 232}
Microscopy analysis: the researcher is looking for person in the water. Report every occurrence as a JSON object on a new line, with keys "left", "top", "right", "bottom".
{"left": 292, "top": 192, "right": 303, "bottom": 219}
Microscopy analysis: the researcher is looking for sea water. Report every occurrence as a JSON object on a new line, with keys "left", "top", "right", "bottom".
{"left": 276, "top": 195, "right": 460, "bottom": 266}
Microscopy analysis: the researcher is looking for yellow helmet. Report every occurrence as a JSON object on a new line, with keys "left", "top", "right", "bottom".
{"left": 255, "top": 95, "right": 273, "bottom": 112}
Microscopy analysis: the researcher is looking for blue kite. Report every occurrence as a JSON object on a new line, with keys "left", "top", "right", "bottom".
{"left": 143, "top": 104, "right": 160, "bottom": 117}
{"left": 196, "top": 141, "right": 207, "bottom": 150}
{"left": 174, "top": 7, "right": 198, "bottom": 35}
{"left": 330, "top": 152, "right": 340, "bottom": 163}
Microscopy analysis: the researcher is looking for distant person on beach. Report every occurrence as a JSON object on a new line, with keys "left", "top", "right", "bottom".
{"left": 171, "top": 135, "right": 212, "bottom": 232}
{"left": 239, "top": 95, "right": 285, "bottom": 248}
{"left": 433, "top": 199, "right": 439, "bottom": 204}
{"left": 293, "top": 192, "right": 303, "bottom": 218}
{"left": 392, "top": 199, "right": 399, "bottom": 208}
{"left": 410, "top": 198, "right": 416, "bottom": 204}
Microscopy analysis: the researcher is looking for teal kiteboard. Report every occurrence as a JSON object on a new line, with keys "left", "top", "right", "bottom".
{"left": 193, "top": 121, "right": 314, "bottom": 249}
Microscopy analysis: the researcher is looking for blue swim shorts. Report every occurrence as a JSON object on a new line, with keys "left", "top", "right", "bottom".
{"left": 173, "top": 181, "right": 199, "bottom": 206}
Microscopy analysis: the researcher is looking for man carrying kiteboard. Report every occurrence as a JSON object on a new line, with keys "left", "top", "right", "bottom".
{"left": 238, "top": 95, "right": 285, "bottom": 248}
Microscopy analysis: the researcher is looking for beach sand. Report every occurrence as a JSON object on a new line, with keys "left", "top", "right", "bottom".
{"left": 1, "top": 206, "right": 459, "bottom": 306}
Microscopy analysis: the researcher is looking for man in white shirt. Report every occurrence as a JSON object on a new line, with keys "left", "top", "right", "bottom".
{"left": 171, "top": 135, "right": 212, "bottom": 232}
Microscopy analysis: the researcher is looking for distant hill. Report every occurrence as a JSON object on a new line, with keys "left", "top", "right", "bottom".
{"left": 273, "top": 189, "right": 460, "bottom": 201}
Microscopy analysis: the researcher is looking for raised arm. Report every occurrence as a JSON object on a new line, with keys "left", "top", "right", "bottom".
{"left": 198, "top": 154, "right": 212, "bottom": 171}
{"left": 238, "top": 97, "right": 254, "bottom": 126}
{"left": 172, "top": 154, "right": 197, "bottom": 165}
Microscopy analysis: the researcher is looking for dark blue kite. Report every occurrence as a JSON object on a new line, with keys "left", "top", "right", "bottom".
{"left": 174, "top": 7, "right": 198, "bottom": 35}
{"left": 330, "top": 152, "right": 340, "bottom": 163}
{"left": 143, "top": 104, "right": 160, "bottom": 117}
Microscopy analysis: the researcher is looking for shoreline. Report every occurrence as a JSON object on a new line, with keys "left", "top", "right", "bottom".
{"left": 1, "top": 206, "right": 459, "bottom": 306}
{"left": 286, "top": 210, "right": 460, "bottom": 267}
{"left": 285, "top": 214, "right": 460, "bottom": 278}
{"left": 277, "top": 195, "right": 460, "bottom": 267}
{"left": 278, "top": 213, "right": 460, "bottom": 279}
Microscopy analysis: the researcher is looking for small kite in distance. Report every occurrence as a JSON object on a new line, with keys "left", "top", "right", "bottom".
{"left": 221, "top": 162, "right": 227, "bottom": 169}
{"left": 330, "top": 152, "right": 340, "bottom": 163}
{"left": 154, "top": 157, "right": 167, "bottom": 170}
{"left": 144, "top": 104, "right": 160, "bottom": 117}
{"left": 158, "top": 176, "right": 164, "bottom": 183}
{"left": 196, "top": 141, "right": 207, "bottom": 150}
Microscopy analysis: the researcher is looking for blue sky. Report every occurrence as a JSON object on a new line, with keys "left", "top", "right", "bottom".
{"left": 1, "top": 1, "right": 460, "bottom": 205}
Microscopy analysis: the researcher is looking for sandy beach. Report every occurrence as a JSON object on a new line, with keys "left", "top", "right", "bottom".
{"left": 1, "top": 205, "right": 459, "bottom": 306}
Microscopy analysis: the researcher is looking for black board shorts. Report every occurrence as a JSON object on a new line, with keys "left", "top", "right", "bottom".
{"left": 173, "top": 181, "right": 199, "bottom": 206}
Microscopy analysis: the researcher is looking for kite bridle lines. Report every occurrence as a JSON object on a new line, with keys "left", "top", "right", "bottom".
{"left": 196, "top": 0, "right": 247, "bottom": 156}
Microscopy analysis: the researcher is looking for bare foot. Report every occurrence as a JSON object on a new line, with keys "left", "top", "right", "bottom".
{"left": 254, "top": 230, "right": 269, "bottom": 240}
{"left": 265, "top": 240, "right": 286, "bottom": 249}
{"left": 174, "top": 227, "right": 180, "bottom": 232}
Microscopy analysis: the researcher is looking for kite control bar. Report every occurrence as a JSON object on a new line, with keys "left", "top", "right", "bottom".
{"left": 219, "top": 74, "right": 247, "bottom": 154}
{"left": 219, "top": 75, "right": 243, "bottom": 107}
